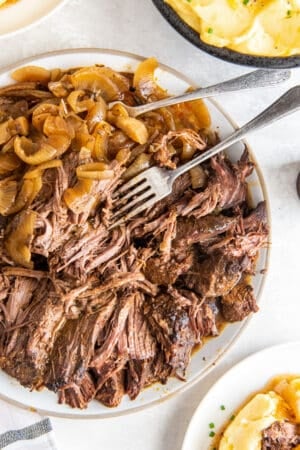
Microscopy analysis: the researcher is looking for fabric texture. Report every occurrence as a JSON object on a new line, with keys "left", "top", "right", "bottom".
{"left": 0, "top": 399, "right": 57, "bottom": 450}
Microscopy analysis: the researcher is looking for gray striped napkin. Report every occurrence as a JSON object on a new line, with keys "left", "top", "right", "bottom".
{"left": 0, "top": 399, "right": 57, "bottom": 449}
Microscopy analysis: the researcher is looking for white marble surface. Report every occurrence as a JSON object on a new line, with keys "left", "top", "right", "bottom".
{"left": 1, "top": 1, "right": 300, "bottom": 449}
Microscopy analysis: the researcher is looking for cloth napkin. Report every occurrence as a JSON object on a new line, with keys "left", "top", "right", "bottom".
{"left": 0, "top": 398, "right": 57, "bottom": 450}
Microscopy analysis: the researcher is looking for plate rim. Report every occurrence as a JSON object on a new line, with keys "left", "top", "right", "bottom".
{"left": 0, "top": 0, "right": 69, "bottom": 39}
{"left": 152, "top": 0, "right": 300, "bottom": 69}
{"left": 181, "top": 341, "right": 300, "bottom": 450}
{"left": 0, "top": 48, "right": 271, "bottom": 419}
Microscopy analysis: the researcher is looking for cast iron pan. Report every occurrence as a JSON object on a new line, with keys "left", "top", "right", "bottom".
{"left": 152, "top": 0, "right": 300, "bottom": 68}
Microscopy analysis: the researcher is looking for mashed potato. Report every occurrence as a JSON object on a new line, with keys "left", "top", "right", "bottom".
{"left": 218, "top": 376, "right": 300, "bottom": 449}
{"left": 165, "top": 0, "right": 300, "bottom": 56}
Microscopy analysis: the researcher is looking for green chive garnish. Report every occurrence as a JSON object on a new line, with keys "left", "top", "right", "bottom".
{"left": 209, "top": 431, "right": 216, "bottom": 438}
{"left": 207, "top": 27, "right": 213, "bottom": 34}
{"left": 243, "top": 0, "right": 250, "bottom": 5}
{"left": 230, "top": 414, "right": 236, "bottom": 421}
{"left": 220, "top": 404, "right": 225, "bottom": 410}
{"left": 209, "top": 422, "right": 215, "bottom": 429}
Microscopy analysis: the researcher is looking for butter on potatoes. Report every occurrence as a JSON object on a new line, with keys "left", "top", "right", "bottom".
{"left": 165, "top": 0, "right": 300, "bottom": 57}
{"left": 219, "top": 392, "right": 291, "bottom": 449}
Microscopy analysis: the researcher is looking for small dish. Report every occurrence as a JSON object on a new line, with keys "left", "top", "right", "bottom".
{"left": 182, "top": 342, "right": 300, "bottom": 450}
{"left": 0, "top": 0, "right": 68, "bottom": 39}
{"left": 152, "top": 0, "right": 300, "bottom": 69}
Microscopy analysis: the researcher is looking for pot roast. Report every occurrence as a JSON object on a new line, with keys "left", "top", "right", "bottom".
{"left": 0, "top": 59, "right": 268, "bottom": 409}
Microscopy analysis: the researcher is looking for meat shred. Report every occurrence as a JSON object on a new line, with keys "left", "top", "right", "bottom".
{"left": 0, "top": 60, "right": 269, "bottom": 409}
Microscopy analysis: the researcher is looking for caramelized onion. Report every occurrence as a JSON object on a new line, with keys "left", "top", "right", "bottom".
{"left": 92, "top": 121, "right": 113, "bottom": 161}
{"left": 0, "top": 116, "right": 29, "bottom": 146}
{"left": 5, "top": 178, "right": 42, "bottom": 215}
{"left": 171, "top": 99, "right": 211, "bottom": 130}
{"left": 97, "top": 66, "right": 130, "bottom": 92}
{"left": 14, "top": 135, "right": 71, "bottom": 165}
{"left": 108, "top": 105, "right": 148, "bottom": 145}
{"left": 0, "top": 152, "right": 21, "bottom": 175}
{"left": 0, "top": 60, "right": 212, "bottom": 226}
{"left": 32, "top": 103, "right": 60, "bottom": 132}
{"left": 14, "top": 116, "right": 29, "bottom": 135}
{"left": 11, "top": 66, "right": 51, "bottom": 84}
{"left": 0, "top": 119, "right": 15, "bottom": 145}
{"left": 115, "top": 116, "right": 148, "bottom": 145}
{"left": 70, "top": 67, "right": 121, "bottom": 101}
{"left": 86, "top": 97, "right": 107, "bottom": 132}
{"left": 5, "top": 210, "right": 36, "bottom": 268}
{"left": 43, "top": 115, "right": 73, "bottom": 138}
{"left": 76, "top": 162, "right": 114, "bottom": 180}
{"left": 181, "top": 143, "right": 197, "bottom": 161}
{"left": 63, "top": 178, "right": 95, "bottom": 214}
{"left": 24, "top": 160, "right": 62, "bottom": 179}
{"left": 133, "top": 57, "right": 167, "bottom": 100}
{"left": 115, "top": 148, "right": 131, "bottom": 165}
{"left": 2, "top": 136, "right": 17, "bottom": 154}
{"left": 67, "top": 90, "right": 94, "bottom": 113}
{"left": 189, "top": 165, "right": 207, "bottom": 189}
{"left": 48, "top": 75, "right": 72, "bottom": 97}
{"left": 123, "top": 153, "right": 151, "bottom": 180}
{"left": 0, "top": 179, "right": 17, "bottom": 215}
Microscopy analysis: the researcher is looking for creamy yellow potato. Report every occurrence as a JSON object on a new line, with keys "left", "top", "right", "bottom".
{"left": 218, "top": 376, "right": 300, "bottom": 449}
{"left": 165, "top": 0, "right": 300, "bottom": 56}
{"left": 0, "top": 0, "right": 19, "bottom": 7}
{"left": 219, "top": 392, "right": 290, "bottom": 449}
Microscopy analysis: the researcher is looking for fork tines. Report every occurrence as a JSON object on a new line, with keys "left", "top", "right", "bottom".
{"left": 111, "top": 174, "right": 156, "bottom": 228}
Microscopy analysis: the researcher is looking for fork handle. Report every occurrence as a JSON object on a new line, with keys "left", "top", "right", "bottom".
{"left": 171, "top": 86, "right": 300, "bottom": 181}
{"left": 132, "top": 69, "right": 290, "bottom": 117}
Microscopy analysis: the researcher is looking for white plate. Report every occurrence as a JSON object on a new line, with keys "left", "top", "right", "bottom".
{"left": 182, "top": 341, "right": 300, "bottom": 450}
{"left": 0, "top": 49, "right": 270, "bottom": 418}
{"left": 0, "top": 0, "right": 68, "bottom": 38}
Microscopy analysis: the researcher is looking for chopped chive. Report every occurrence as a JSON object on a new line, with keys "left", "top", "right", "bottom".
{"left": 186, "top": 0, "right": 192, "bottom": 2}
{"left": 243, "top": 0, "right": 250, "bottom": 5}
{"left": 209, "top": 431, "right": 216, "bottom": 438}
{"left": 220, "top": 404, "right": 225, "bottom": 410}
{"left": 286, "top": 9, "right": 292, "bottom": 17}
{"left": 230, "top": 414, "right": 236, "bottom": 421}
{"left": 207, "top": 27, "right": 213, "bottom": 34}
{"left": 209, "top": 422, "right": 215, "bottom": 429}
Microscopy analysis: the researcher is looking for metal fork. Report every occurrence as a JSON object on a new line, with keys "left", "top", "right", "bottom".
{"left": 108, "top": 69, "right": 290, "bottom": 117}
{"left": 111, "top": 86, "right": 300, "bottom": 228}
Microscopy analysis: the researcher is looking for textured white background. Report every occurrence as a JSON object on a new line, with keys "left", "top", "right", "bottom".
{"left": 1, "top": 1, "right": 300, "bottom": 449}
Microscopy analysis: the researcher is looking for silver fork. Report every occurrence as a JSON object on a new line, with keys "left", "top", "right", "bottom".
{"left": 108, "top": 69, "right": 290, "bottom": 117}
{"left": 111, "top": 86, "right": 300, "bottom": 228}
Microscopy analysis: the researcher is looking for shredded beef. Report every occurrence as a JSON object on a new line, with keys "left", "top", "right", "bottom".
{"left": 221, "top": 279, "right": 259, "bottom": 322}
{"left": 211, "top": 149, "right": 254, "bottom": 209}
{"left": 174, "top": 215, "right": 238, "bottom": 248}
{"left": 185, "top": 253, "right": 244, "bottom": 297}
{"left": 144, "top": 253, "right": 193, "bottom": 285}
{"left": 96, "top": 371, "right": 125, "bottom": 407}
{"left": 0, "top": 65, "right": 268, "bottom": 410}
{"left": 262, "top": 421, "right": 300, "bottom": 450}
{"left": 144, "top": 289, "right": 197, "bottom": 378}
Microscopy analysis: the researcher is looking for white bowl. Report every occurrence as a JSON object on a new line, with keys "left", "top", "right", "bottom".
{"left": 0, "top": 0, "right": 68, "bottom": 38}
{"left": 0, "top": 49, "right": 270, "bottom": 418}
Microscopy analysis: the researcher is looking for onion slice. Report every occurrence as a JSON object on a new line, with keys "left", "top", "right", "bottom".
{"left": 5, "top": 210, "right": 36, "bottom": 268}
